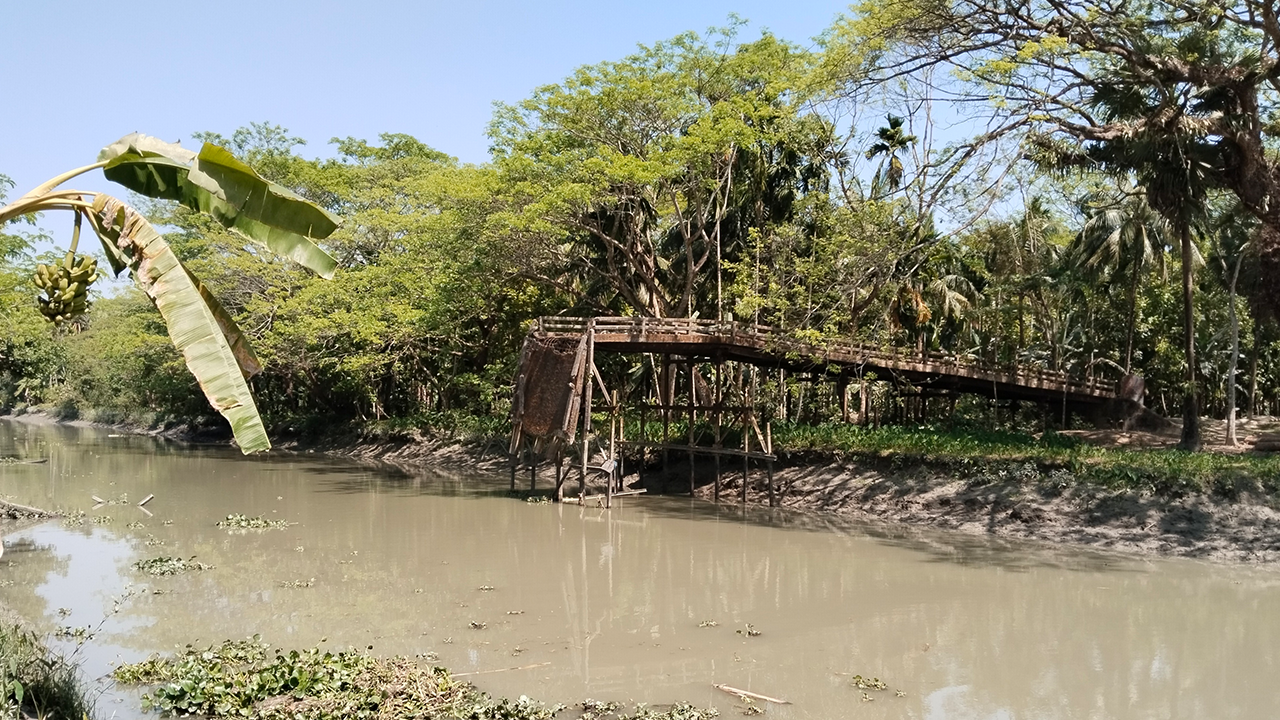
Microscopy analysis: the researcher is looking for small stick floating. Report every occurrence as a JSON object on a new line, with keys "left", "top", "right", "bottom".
{"left": 715, "top": 684, "right": 791, "bottom": 705}
{"left": 138, "top": 494, "right": 154, "bottom": 507}
{"left": 91, "top": 495, "right": 105, "bottom": 504}
{"left": 453, "top": 661, "right": 550, "bottom": 677}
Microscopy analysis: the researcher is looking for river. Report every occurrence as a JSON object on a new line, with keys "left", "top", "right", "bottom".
{"left": 1, "top": 419, "right": 1278, "bottom": 719}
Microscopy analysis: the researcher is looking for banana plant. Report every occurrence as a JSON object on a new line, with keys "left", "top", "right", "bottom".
{"left": 0, "top": 134, "right": 340, "bottom": 453}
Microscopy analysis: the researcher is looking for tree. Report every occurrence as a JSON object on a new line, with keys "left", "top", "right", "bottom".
{"left": 1067, "top": 190, "right": 1172, "bottom": 374}
{"left": 865, "top": 114, "right": 917, "bottom": 195}
{"left": 1209, "top": 208, "right": 1256, "bottom": 445}
{"left": 489, "top": 27, "right": 832, "bottom": 320}
{"left": 827, "top": 0, "right": 1280, "bottom": 312}
{"left": 0, "top": 134, "right": 339, "bottom": 452}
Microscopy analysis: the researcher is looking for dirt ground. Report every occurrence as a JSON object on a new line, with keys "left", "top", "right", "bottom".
{"left": 1061, "top": 415, "right": 1280, "bottom": 453}
{"left": 738, "top": 460, "right": 1280, "bottom": 563}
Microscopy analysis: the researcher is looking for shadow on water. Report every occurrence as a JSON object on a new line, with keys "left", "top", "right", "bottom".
{"left": 308, "top": 455, "right": 1134, "bottom": 574}
{"left": 3, "top": 417, "right": 1141, "bottom": 574}
{"left": 636, "top": 495, "right": 1136, "bottom": 574}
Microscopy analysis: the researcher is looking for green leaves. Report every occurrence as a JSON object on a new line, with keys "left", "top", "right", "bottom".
{"left": 100, "top": 134, "right": 339, "bottom": 279}
{"left": 89, "top": 194, "right": 270, "bottom": 453}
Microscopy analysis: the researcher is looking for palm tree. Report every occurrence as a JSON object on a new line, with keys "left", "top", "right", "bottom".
{"left": 1067, "top": 190, "right": 1173, "bottom": 374}
{"left": 865, "top": 114, "right": 917, "bottom": 195}
{"left": 1035, "top": 69, "right": 1220, "bottom": 450}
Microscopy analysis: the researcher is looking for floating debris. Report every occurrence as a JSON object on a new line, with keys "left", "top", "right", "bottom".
{"left": 478, "top": 585, "right": 495, "bottom": 592}
{"left": 851, "top": 675, "right": 887, "bottom": 691}
{"left": 469, "top": 621, "right": 487, "bottom": 630}
{"left": 133, "top": 556, "right": 213, "bottom": 576}
{"left": 54, "top": 626, "right": 92, "bottom": 641}
{"left": 736, "top": 624, "right": 761, "bottom": 637}
{"left": 698, "top": 620, "right": 719, "bottom": 628}
{"left": 278, "top": 578, "right": 315, "bottom": 589}
{"left": 216, "top": 514, "right": 293, "bottom": 530}
{"left": 126, "top": 521, "right": 145, "bottom": 529}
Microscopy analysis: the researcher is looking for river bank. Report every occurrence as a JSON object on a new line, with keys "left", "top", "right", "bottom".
{"left": 7, "top": 410, "right": 1280, "bottom": 564}
{"left": 304, "top": 422, "right": 1280, "bottom": 564}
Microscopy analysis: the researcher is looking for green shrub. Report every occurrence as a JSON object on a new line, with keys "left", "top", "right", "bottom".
{"left": 0, "top": 622, "right": 93, "bottom": 720}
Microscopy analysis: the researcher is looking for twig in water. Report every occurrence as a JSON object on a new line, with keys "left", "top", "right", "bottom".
{"left": 453, "top": 661, "right": 550, "bottom": 677}
{"left": 714, "top": 684, "right": 790, "bottom": 705}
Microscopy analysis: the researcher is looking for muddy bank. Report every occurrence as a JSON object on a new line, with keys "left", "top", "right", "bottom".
{"left": 310, "top": 427, "right": 1280, "bottom": 564}
{"left": 277, "top": 427, "right": 513, "bottom": 473}
{"left": 659, "top": 453, "right": 1280, "bottom": 564}
{"left": 1, "top": 409, "right": 226, "bottom": 445}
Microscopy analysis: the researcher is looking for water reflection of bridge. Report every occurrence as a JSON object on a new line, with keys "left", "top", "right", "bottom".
{"left": 509, "top": 317, "right": 1118, "bottom": 508}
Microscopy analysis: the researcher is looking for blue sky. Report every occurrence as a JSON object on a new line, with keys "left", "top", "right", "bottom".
{"left": 2, "top": 0, "right": 847, "bottom": 200}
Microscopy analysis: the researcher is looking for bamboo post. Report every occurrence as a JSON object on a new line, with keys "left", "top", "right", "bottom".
{"left": 638, "top": 383, "right": 647, "bottom": 489}
{"left": 529, "top": 450, "right": 537, "bottom": 491}
{"left": 662, "top": 355, "right": 671, "bottom": 474}
{"left": 767, "top": 460, "right": 776, "bottom": 507}
{"left": 766, "top": 419, "right": 775, "bottom": 507}
{"left": 554, "top": 447, "right": 565, "bottom": 501}
{"left": 713, "top": 360, "right": 723, "bottom": 503}
{"left": 580, "top": 319, "right": 596, "bottom": 503}
{"left": 608, "top": 389, "right": 618, "bottom": 508}
{"left": 509, "top": 436, "right": 519, "bottom": 491}
{"left": 687, "top": 355, "right": 696, "bottom": 496}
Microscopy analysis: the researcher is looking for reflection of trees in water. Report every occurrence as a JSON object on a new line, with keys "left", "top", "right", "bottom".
{"left": 0, "top": 533, "right": 71, "bottom": 630}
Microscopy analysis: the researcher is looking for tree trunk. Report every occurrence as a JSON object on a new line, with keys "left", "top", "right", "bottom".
{"left": 1124, "top": 257, "right": 1141, "bottom": 374}
{"left": 1178, "top": 221, "right": 1201, "bottom": 451}
{"left": 1226, "top": 253, "right": 1244, "bottom": 446}
{"left": 1249, "top": 340, "right": 1260, "bottom": 419}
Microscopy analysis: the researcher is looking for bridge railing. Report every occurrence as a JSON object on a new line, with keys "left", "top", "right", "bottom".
{"left": 534, "top": 316, "right": 1114, "bottom": 396}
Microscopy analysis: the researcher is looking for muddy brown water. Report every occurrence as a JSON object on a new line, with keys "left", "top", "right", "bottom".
{"left": 2, "top": 419, "right": 1278, "bottom": 719}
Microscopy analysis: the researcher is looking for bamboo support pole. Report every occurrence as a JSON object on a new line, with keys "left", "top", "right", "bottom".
{"left": 713, "top": 360, "right": 723, "bottom": 503}
{"left": 579, "top": 320, "right": 596, "bottom": 503}
{"left": 509, "top": 437, "right": 518, "bottom": 491}
{"left": 608, "top": 389, "right": 618, "bottom": 508}
{"left": 687, "top": 355, "right": 696, "bottom": 496}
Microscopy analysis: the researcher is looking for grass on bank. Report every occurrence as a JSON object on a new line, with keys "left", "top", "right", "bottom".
{"left": 112, "top": 637, "right": 716, "bottom": 720}
{"left": 768, "top": 422, "right": 1280, "bottom": 498}
{"left": 1, "top": 622, "right": 93, "bottom": 720}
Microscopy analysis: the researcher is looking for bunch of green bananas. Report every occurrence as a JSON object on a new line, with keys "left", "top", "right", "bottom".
{"left": 32, "top": 252, "right": 98, "bottom": 324}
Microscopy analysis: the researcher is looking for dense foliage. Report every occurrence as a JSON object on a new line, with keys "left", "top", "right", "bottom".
{"left": 4, "top": 17, "right": 1280, "bottom": 444}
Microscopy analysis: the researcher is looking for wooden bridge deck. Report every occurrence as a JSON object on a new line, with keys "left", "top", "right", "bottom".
{"left": 533, "top": 316, "right": 1116, "bottom": 406}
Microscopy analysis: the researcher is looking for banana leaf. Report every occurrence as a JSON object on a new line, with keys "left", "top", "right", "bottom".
{"left": 182, "top": 263, "right": 263, "bottom": 380}
{"left": 89, "top": 194, "right": 270, "bottom": 453}
{"left": 99, "top": 134, "right": 339, "bottom": 279}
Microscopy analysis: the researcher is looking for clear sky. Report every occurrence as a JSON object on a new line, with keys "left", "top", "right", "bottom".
{"left": 2, "top": 0, "right": 848, "bottom": 200}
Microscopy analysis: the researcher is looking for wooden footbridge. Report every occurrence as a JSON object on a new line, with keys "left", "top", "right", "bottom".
{"left": 509, "top": 316, "right": 1118, "bottom": 507}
